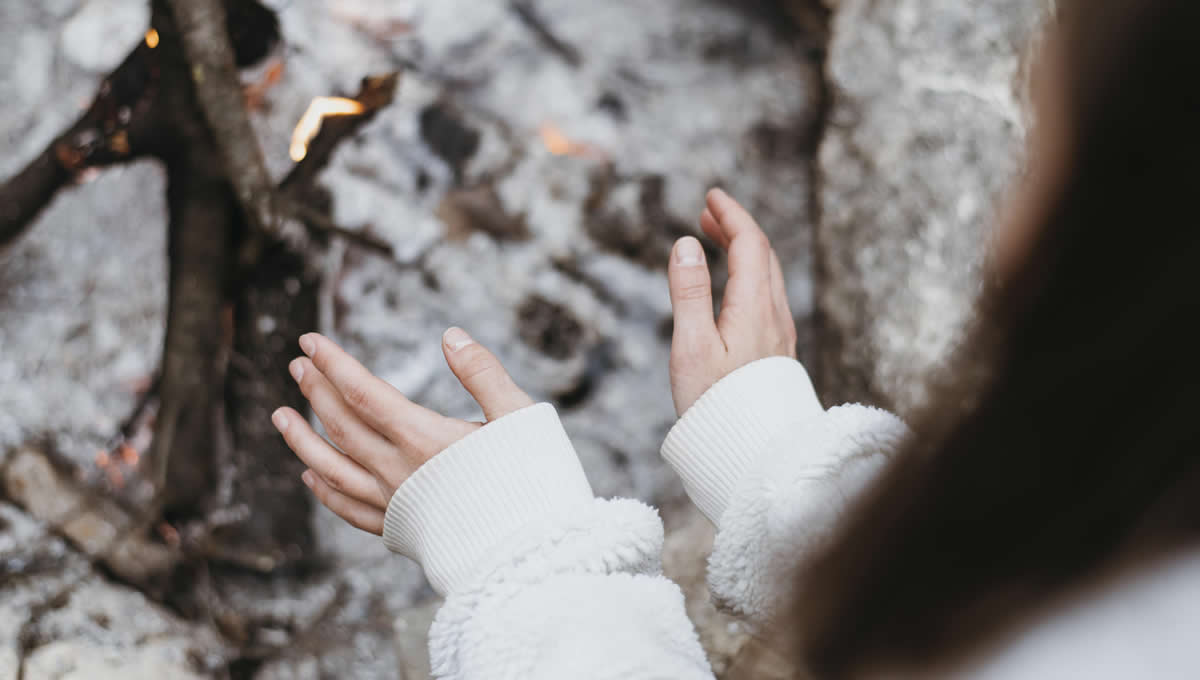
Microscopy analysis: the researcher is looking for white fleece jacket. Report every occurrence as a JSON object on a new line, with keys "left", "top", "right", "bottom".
{"left": 380, "top": 357, "right": 1200, "bottom": 679}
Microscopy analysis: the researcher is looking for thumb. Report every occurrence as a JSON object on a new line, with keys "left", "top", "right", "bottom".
{"left": 442, "top": 327, "right": 535, "bottom": 421}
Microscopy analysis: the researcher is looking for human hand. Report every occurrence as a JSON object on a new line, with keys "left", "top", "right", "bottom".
{"left": 271, "top": 328, "right": 534, "bottom": 534}
{"left": 667, "top": 188, "right": 798, "bottom": 416}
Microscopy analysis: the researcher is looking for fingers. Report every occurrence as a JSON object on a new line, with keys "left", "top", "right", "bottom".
{"left": 442, "top": 328, "right": 534, "bottom": 422}
{"left": 704, "top": 188, "right": 763, "bottom": 249}
{"left": 668, "top": 236, "right": 721, "bottom": 354}
{"left": 699, "top": 209, "right": 728, "bottom": 249}
{"left": 289, "top": 357, "right": 402, "bottom": 479}
{"left": 704, "top": 189, "right": 773, "bottom": 330}
{"left": 768, "top": 249, "right": 792, "bottom": 327}
{"left": 298, "top": 333, "right": 445, "bottom": 443}
{"left": 272, "top": 407, "right": 389, "bottom": 508}
{"left": 769, "top": 249, "right": 798, "bottom": 358}
{"left": 302, "top": 469, "right": 385, "bottom": 535}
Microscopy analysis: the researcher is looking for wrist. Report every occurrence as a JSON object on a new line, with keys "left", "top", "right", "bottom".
{"left": 382, "top": 402, "right": 594, "bottom": 595}
{"left": 661, "top": 356, "right": 822, "bottom": 524}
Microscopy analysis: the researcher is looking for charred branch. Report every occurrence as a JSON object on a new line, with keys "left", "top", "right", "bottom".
{"left": 215, "top": 238, "right": 319, "bottom": 572}
{"left": 278, "top": 74, "right": 400, "bottom": 194}
{"left": 278, "top": 73, "right": 401, "bottom": 258}
{"left": 163, "top": 0, "right": 280, "bottom": 239}
{"left": 153, "top": 158, "right": 236, "bottom": 515}
{"left": 285, "top": 201, "right": 395, "bottom": 258}
{"left": 0, "top": 146, "right": 70, "bottom": 251}
{"left": 0, "top": 35, "right": 164, "bottom": 249}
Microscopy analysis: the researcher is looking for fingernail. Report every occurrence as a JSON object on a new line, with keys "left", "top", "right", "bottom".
{"left": 298, "top": 334, "right": 316, "bottom": 356}
{"left": 443, "top": 327, "right": 474, "bottom": 352}
{"left": 271, "top": 408, "right": 289, "bottom": 433}
{"left": 675, "top": 237, "right": 704, "bottom": 266}
{"left": 301, "top": 470, "right": 314, "bottom": 487}
{"left": 289, "top": 358, "right": 305, "bottom": 382}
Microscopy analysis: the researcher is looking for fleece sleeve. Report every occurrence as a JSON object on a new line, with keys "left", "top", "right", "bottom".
{"left": 381, "top": 403, "right": 714, "bottom": 680}
{"left": 661, "top": 357, "right": 910, "bottom": 625}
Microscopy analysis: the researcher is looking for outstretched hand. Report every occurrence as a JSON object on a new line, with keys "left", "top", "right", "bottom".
{"left": 667, "top": 188, "right": 798, "bottom": 416}
{"left": 272, "top": 328, "right": 534, "bottom": 534}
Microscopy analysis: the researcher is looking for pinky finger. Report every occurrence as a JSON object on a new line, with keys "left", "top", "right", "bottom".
{"left": 769, "top": 249, "right": 792, "bottom": 327}
{"left": 303, "top": 470, "right": 385, "bottom": 535}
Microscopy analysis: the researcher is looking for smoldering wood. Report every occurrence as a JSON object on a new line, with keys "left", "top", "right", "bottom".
{"left": 0, "top": 0, "right": 398, "bottom": 589}
{"left": 211, "top": 73, "right": 399, "bottom": 572}
{"left": 164, "top": 0, "right": 280, "bottom": 240}
{"left": 153, "top": 155, "right": 235, "bottom": 515}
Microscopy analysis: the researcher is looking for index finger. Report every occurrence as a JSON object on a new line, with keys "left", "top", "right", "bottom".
{"left": 297, "top": 333, "right": 444, "bottom": 441}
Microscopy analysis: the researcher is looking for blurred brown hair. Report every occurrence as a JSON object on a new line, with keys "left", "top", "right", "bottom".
{"left": 792, "top": 0, "right": 1200, "bottom": 675}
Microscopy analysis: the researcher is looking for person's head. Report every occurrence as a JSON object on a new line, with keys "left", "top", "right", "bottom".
{"left": 792, "top": 0, "right": 1200, "bottom": 675}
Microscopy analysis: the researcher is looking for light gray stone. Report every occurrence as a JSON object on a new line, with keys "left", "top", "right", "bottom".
{"left": 814, "top": 0, "right": 1043, "bottom": 415}
{"left": 660, "top": 506, "right": 748, "bottom": 677}
{"left": 394, "top": 600, "right": 440, "bottom": 680}
{"left": 0, "top": 503, "right": 227, "bottom": 680}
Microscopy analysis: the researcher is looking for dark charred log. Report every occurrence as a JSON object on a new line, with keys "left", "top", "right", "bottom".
{"left": 0, "top": 0, "right": 398, "bottom": 590}
{"left": 216, "top": 238, "right": 318, "bottom": 571}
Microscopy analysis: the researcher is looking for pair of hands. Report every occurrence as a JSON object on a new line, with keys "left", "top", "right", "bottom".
{"left": 273, "top": 189, "right": 798, "bottom": 534}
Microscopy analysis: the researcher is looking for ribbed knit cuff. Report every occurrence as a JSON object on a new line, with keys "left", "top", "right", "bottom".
{"left": 382, "top": 403, "right": 594, "bottom": 595}
{"left": 661, "top": 357, "right": 823, "bottom": 525}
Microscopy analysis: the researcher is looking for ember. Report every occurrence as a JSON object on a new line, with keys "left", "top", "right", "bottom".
{"left": 290, "top": 97, "right": 365, "bottom": 162}
{"left": 538, "top": 122, "right": 606, "bottom": 160}
{"left": 144, "top": 28, "right": 159, "bottom": 49}
{"left": 118, "top": 443, "right": 140, "bottom": 466}
{"left": 157, "top": 521, "right": 181, "bottom": 547}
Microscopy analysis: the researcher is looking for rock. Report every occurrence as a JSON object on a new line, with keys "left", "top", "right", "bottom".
{"left": 20, "top": 579, "right": 228, "bottom": 680}
{"left": 2, "top": 448, "right": 174, "bottom": 584}
{"left": 0, "top": 503, "right": 227, "bottom": 680}
{"left": 661, "top": 506, "right": 804, "bottom": 679}
{"left": 393, "top": 599, "right": 441, "bottom": 680}
{"left": 660, "top": 506, "right": 749, "bottom": 677}
{"left": 814, "top": 0, "right": 1044, "bottom": 415}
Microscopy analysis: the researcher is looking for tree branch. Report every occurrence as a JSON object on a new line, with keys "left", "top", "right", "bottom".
{"left": 165, "top": 0, "right": 278, "bottom": 238}
{"left": 0, "top": 146, "right": 70, "bottom": 251}
{"left": 283, "top": 200, "right": 394, "bottom": 257}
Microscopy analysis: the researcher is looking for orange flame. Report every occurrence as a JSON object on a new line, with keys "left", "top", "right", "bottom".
{"left": 145, "top": 29, "right": 159, "bottom": 49}
{"left": 539, "top": 123, "right": 574, "bottom": 155}
{"left": 538, "top": 123, "right": 606, "bottom": 160}
{"left": 118, "top": 443, "right": 140, "bottom": 466}
{"left": 290, "top": 97, "right": 365, "bottom": 162}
